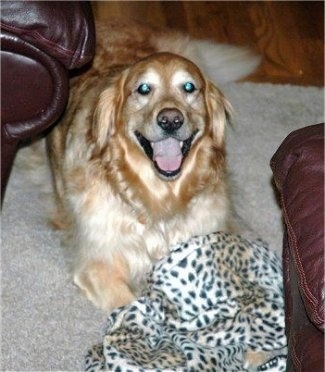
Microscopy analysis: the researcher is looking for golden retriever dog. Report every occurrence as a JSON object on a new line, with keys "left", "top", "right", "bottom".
{"left": 47, "top": 22, "right": 259, "bottom": 312}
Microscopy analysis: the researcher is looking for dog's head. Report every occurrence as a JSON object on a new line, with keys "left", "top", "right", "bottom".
{"left": 93, "top": 52, "right": 232, "bottom": 183}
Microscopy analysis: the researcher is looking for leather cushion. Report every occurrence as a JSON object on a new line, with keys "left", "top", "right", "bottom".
{"left": 1, "top": 1, "right": 95, "bottom": 69}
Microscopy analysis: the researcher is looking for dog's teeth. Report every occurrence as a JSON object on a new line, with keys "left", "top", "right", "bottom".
{"left": 180, "top": 141, "right": 183, "bottom": 148}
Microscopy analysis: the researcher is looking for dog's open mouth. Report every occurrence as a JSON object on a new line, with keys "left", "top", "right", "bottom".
{"left": 135, "top": 130, "right": 198, "bottom": 179}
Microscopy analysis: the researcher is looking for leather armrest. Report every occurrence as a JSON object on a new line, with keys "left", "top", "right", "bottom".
{"left": 1, "top": 31, "right": 68, "bottom": 140}
{"left": 270, "top": 123, "right": 324, "bottom": 332}
{"left": 0, "top": 1, "right": 96, "bottom": 203}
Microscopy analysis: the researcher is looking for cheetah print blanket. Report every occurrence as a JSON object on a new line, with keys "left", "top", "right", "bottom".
{"left": 86, "top": 232, "right": 287, "bottom": 371}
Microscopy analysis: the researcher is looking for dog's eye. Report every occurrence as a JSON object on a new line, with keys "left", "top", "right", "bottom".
{"left": 183, "top": 82, "right": 196, "bottom": 93}
{"left": 137, "top": 83, "right": 151, "bottom": 95}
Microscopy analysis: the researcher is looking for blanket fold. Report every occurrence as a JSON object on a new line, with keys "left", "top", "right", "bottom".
{"left": 86, "top": 232, "right": 287, "bottom": 371}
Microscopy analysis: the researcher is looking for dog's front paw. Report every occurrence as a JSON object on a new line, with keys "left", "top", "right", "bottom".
{"left": 73, "top": 260, "right": 136, "bottom": 312}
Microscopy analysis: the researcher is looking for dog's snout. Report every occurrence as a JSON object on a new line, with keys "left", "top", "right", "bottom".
{"left": 157, "top": 108, "right": 184, "bottom": 132}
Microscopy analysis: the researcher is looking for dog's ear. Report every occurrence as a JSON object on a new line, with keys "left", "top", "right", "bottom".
{"left": 92, "top": 74, "right": 126, "bottom": 149}
{"left": 205, "top": 81, "right": 233, "bottom": 147}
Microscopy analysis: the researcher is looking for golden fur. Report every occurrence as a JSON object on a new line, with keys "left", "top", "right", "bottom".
{"left": 47, "top": 22, "right": 257, "bottom": 312}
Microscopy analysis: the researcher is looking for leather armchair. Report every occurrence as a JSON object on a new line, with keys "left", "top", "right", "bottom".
{"left": 271, "top": 123, "right": 324, "bottom": 371}
{"left": 1, "top": 1, "right": 95, "bottom": 202}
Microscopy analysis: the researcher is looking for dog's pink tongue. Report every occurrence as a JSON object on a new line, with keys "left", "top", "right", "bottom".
{"left": 152, "top": 137, "right": 182, "bottom": 172}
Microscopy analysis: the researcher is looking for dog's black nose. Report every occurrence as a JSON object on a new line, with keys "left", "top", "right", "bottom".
{"left": 157, "top": 108, "right": 184, "bottom": 132}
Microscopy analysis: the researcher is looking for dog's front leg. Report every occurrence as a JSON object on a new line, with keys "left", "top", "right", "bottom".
{"left": 69, "top": 214, "right": 153, "bottom": 312}
{"left": 73, "top": 258, "right": 136, "bottom": 312}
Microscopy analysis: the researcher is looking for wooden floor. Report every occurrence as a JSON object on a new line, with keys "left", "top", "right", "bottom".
{"left": 92, "top": 1, "right": 324, "bottom": 86}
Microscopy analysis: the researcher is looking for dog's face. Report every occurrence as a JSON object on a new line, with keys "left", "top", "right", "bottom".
{"left": 123, "top": 53, "right": 208, "bottom": 180}
{"left": 94, "top": 52, "right": 231, "bottom": 185}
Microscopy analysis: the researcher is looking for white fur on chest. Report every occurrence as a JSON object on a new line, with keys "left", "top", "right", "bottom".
{"left": 70, "top": 179, "right": 227, "bottom": 271}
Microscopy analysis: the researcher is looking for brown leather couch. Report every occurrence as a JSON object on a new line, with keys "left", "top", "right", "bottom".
{"left": 271, "top": 123, "right": 324, "bottom": 371}
{"left": 1, "top": 1, "right": 95, "bottom": 202}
